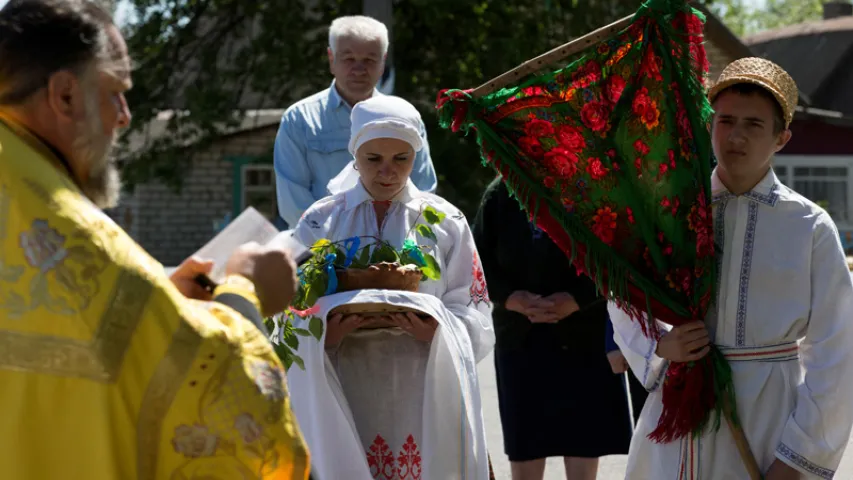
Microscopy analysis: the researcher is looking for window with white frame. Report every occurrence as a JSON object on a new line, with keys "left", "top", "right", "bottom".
{"left": 774, "top": 156, "right": 853, "bottom": 226}
{"left": 241, "top": 164, "right": 278, "bottom": 221}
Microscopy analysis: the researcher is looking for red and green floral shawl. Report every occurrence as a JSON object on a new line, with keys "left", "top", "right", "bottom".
{"left": 436, "top": 0, "right": 734, "bottom": 443}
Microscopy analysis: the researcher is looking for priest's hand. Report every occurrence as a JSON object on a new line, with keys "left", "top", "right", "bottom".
{"left": 170, "top": 256, "right": 215, "bottom": 300}
{"left": 392, "top": 312, "right": 439, "bottom": 342}
{"left": 225, "top": 241, "right": 298, "bottom": 316}
{"left": 506, "top": 291, "right": 556, "bottom": 323}
{"left": 607, "top": 350, "right": 629, "bottom": 374}
{"left": 325, "top": 314, "right": 366, "bottom": 347}
{"left": 655, "top": 321, "right": 711, "bottom": 362}
{"left": 765, "top": 459, "right": 801, "bottom": 480}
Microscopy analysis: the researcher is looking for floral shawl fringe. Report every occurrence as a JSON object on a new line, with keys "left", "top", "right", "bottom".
{"left": 436, "top": 0, "right": 737, "bottom": 444}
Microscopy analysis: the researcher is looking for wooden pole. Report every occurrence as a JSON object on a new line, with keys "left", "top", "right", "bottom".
{"left": 471, "top": 0, "right": 702, "bottom": 98}
{"left": 468, "top": 0, "right": 762, "bottom": 476}
{"left": 723, "top": 396, "right": 763, "bottom": 480}
{"left": 471, "top": 13, "right": 634, "bottom": 98}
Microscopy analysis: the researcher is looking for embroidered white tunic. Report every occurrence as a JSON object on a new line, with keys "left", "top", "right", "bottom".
{"left": 286, "top": 179, "right": 495, "bottom": 480}
{"left": 611, "top": 168, "right": 853, "bottom": 479}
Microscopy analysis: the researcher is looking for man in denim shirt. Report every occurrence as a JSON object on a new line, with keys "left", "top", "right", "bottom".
{"left": 273, "top": 15, "right": 437, "bottom": 228}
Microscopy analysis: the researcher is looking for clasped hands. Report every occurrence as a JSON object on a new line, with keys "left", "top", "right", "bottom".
{"left": 505, "top": 290, "right": 579, "bottom": 323}
{"left": 325, "top": 312, "right": 438, "bottom": 347}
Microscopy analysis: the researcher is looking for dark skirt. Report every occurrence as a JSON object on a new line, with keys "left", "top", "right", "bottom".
{"left": 495, "top": 326, "right": 637, "bottom": 462}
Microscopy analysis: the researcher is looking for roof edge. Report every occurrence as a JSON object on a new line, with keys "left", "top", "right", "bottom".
{"left": 795, "top": 105, "right": 853, "bottom": 127}
{"left": 745, "top": 16, "right": 853, "bottom": 45}
{"left": 693, "top": 4, "right": 813, "bottom": 107}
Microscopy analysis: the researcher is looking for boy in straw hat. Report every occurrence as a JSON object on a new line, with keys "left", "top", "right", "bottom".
{"left": 610, "top": 57, "right": 853, "bottom": 479}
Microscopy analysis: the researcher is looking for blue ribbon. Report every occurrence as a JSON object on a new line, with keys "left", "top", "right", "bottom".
{"left": 324, "top": 253, "right": 338, "bottom": 295}
{"left": 297, "top": 266, "right": 308, "bottom": 286}
{"left": 409, "top": 247, "right": 426, "bottom": 267}
{"left": 342, "top": 236, "right": 361, "bottom": 267}
{"left": 402, "top": 239, "right": 427, "bottom": 267}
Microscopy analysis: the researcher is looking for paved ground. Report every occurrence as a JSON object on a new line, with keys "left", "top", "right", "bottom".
{"left": 477, "top": 350, "right": 853, "bottom": 479}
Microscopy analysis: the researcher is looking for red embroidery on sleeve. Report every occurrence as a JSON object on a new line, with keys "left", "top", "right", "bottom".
{"left": 469, "top": 252, "right": 491, "bottom": 307}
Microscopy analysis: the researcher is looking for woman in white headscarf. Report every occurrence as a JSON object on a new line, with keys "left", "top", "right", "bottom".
{"left": 285, "top": 95, "right": 495, "bottom": 480}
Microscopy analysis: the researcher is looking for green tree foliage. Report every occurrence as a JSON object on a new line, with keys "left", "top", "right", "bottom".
{"left": 119, "top": 0, "right": 357, "bottom": 191}
{"left": 708, "top": 0, "right": 827, "bottom": 37}
{"left": 120, "top": 0, "right": 722, "bottom": 217}
{"left": 390, "top": 0, "right": 645, "bottom": 215}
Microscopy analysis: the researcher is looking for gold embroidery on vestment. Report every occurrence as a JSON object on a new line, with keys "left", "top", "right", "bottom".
{"left": 0, "top": 269, "right": 152, "bottom": 381}
{"left": 137, "top": 320, "right": 203, "bottom": 480}
{"left": 139, "top": 316, "right": 301, "bottom": 479}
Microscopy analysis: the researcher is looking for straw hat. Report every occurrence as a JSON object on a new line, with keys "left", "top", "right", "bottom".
{"left": 708, "top": 57, "right": 798, "bottom": 128}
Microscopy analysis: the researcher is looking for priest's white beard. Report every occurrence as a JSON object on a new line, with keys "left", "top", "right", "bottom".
{"left": 72, "top": 90, "right": 120, "bottom": 210}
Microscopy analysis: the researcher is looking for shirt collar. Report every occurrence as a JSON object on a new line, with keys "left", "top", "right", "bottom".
{"left": 711, "top": 167, "right": 781, "bottom": 207}
{"left": 328, "top": 79, "right": 381, "bottom": 110}
{"left": 343, "top": 178, "right": 420, "bottom": 212}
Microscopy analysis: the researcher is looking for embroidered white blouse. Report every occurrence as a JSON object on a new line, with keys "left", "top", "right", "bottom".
{"left": 611, "top": 168, "right": 853, "bottom": 479}
{"left": 290, "top": 179, "right": 495, "bottom": 480}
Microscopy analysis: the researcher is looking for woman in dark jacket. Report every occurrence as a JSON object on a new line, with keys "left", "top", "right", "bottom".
{"left": 472, "top": 177, "right": 636, "bottom": 480}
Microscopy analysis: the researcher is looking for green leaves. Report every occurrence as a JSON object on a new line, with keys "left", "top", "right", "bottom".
{"left": 308, "top": 316, "right": 324, "bottom": 341}
{"left": 290, "top": 354, "right": 305, "bottom": 371}
{"left": 284, "top": 331, "right": 300, "bottom": 349}
{"left": 420, "top": 253, "right": 442, "bottom": 281}
{"left": 122, "top": 0, "right": 655, "bottom": 224}
{"left": 293, "top": 327, "right": 312, "bottom": 337}
{"left": 120, "top": 0, "right": 341, "bottom": 192}
{"left": 411, "top": 206, "right": 442, "bottom": 244}
{"left": 274, "top": 342, "right": 306, "bottom": 371}
{"left": 351, "top": 246, "right": 371, "bottom": 268}
{"left": 274, "top": 343, "right": 296, "bottom": 370}
{"left": 312, "top": 238, "right": 333, "bottom": 256}
{"left": 333, "top": 247, "right": 346, "bottom": 267}
{"left": 707, "top": 0, "right": 823, "bottom": 37}
{"left": 303, "top": 276, "right": 325, "bottom": 309}
{"left": 423, "top": 206, "right": 446, "bottom": 225}
{"left": 270, "top": 313, "right": 306, "bottom": 372}
{"left": 292, "top": 232, "right": 446, "bottom": 312}
{"left": 416, "top": 224, "right": 437, "bottom": 242}
{"left": 399, "top": 250, "right": 417, "bottom": 268}
{"left": 267, "top": 313, "right": 324, "bottom": 371}
{"left": 370, "top": 243, "right": 399, "bottom": 263}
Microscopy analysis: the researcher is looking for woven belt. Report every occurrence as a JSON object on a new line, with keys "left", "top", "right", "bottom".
{"left": 718, "top": 342, "right": 799, "bottom": 362}
{"left": 677, "top": 342, "right": 799, "bottom": 479}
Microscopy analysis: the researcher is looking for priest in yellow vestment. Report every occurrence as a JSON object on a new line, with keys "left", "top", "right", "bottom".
{"left": 0, "top": 1, "right": 309, "bottom": 479}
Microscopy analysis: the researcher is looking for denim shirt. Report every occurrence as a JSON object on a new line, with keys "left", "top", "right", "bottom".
{"left": 273, "top": 81, "right": 438, "bottom": 227}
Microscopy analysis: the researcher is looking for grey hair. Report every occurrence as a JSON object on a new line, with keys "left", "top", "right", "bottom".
{"left": 328, "top": 15, "right": 388, "bottom": 56}
{"left": 0, "top": 0, "right": 116, "bottom": 106}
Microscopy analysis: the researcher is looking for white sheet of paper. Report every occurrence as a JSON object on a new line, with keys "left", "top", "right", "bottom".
{"left": 190, "top": 207, "right": 309, "bottom": 282}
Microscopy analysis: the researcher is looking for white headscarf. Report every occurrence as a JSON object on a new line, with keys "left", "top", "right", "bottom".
{"left": 326, "top": 95, "right": 424, "bottom": 195}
